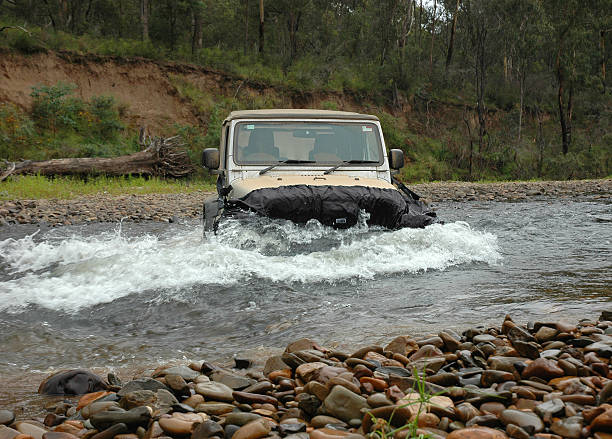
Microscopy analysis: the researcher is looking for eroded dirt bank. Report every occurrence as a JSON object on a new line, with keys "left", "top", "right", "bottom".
{"left": 1, "top": 179, "right": 609, "bottom": 227}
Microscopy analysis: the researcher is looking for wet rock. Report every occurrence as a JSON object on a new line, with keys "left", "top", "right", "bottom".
{"left": 521, "top": 358, "right": 564, "bottom": 380}
{"left": 224, "top": 413, "right": 261, "bottom": 427}
{"left": 303, "top": 381, "right": 329, "bottom": 401}
{"left": 286, "top": 338, "right": 325, "bottom": 354}
{"left": 321, "top": 386, "right": 368, "bottom": 423}
{"left": 90, "top": 406, "right": 152, "bottom": 430}
{"left": 508, "top": 326, "right": 536, "bottom": 343}
{"left": 154, "top": 366, "right": 200, "bottom": 382}
{"left": 550, "top": 416, "right": 582, "bottom": 439}
{"left": 499, "top": 409, "right": 544, "bottom": 434}
{"left": 165, "top": 374, "right": 190, "bottom": 398}
{"left": 117, "top": 379, "right": 170, "bottom": 396}
{"left": 194, "top": 403, "right": 235, "bottom": 416}
{"left": 534, "top": 399, "right": 564, "bottom": 421}
{"left": 210, "top": 371, "right": 255, "bottom": 390}
{"left": 366, "top": 393, "right": 392, "bottom": 408}
{"left": 0, "top": 426, "right": 20, "bottom": 439}
{"left": 243, "top": 381, "right": 274, "bottom": 395}
{"left": 13, "top": 423, "right": 47, "bottom": 439}
{"left": 465, "top": 414, "right": 500, "bottom": 428}
{"left": 158, "top": 417, "right": 197, "bottom": 436}
{"left": 43, "top": 414, "right": 66, "bottom": 428}
{"left": 0, "top": 411, "right": 15, "bottom": 426}
{"left": 297, "top": 393, "right": 321, "bottom": 417}
{"left": 278, "top": 423, "right": 306, "bottom": 436}
{"left": 195, "top": 382, "right": 234, "bottom": 402}
{"left": 506, "top": 424, "right": 529, "bottom": 439}
{"left": 231, "top": 419, "right": 271, "bottom": 439}
{"left": 234, "top": 359, "right": 253, "bottom": 370}
{"left": 39, "top": 370, "right": 107, "bottom": 395}
{"left": 591, "top": 408, "right": 612, "bottom": 433}
{"left": 183, "top": 395, "right": 205, "bottom": 409}
{"left": 535, "top": 327, "right": 558, "bottom": 343}
{"left": 89, "top": 423, "right": 129, "bottom": 439}
{"left": 481, "top": 370, "right": 514, "bottom": 387}
{"left": 511, "top": 341, "right": 540, "bottom": 360}
{"left": 263, "top": 356, "right": 288, "bottom": 376}
{"left": 191, "top": 421, "right": 224, "bottom": 439}
{"left": 599, "top": 381, "right": 612, "bottom": 405}
{"left": 41, "top": 433, "right": 78, "bottom": 439}
{"left": 310, "top": 416, "right": 347, "bottom": 429}
{"left": 446, "top": 427, "right": 509, "bottom": 439}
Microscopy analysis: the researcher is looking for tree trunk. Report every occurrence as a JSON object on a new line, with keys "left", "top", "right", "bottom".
{"left": 192, "top": 3, "right": 203, "bottom": 55}
{"left": 518, "top": 69, "right": 525, "bottom": 142}
{"left": 556, "top": 48, "right": 571, "bottom": 155}
{"left": 244, "top": 0, "right": 249, "bottom": 56}
{"left": 0, "top": 137, "right": 194, "bottom": 181}
{"left": 429, "top": 0, "right": 437, "bottom": 74}
{"left": 140, "top": 0, "right": 149, "bottom": 41}
{"left": 258, "top": 0, "right": 264, "bottom": 54}
{"left": 445, "top": 0, "right": 460, "bottom": 74}
{"left": 601, "top": 29, "right": 607, "bottom": 91}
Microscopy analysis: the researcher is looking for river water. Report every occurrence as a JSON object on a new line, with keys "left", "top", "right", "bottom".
{"left": 0, "top": 198, "right": 610, "bottom": 408}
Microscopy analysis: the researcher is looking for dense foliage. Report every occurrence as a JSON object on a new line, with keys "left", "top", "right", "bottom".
{"left": 0, "top": 0, "right": 610, "bottom": 181}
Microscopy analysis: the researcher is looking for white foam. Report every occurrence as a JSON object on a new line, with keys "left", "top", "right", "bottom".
{"left": 0, "top": 219, "right": 500, "bottom": 313}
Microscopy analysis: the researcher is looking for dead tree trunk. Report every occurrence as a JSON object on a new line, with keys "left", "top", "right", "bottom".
{"left": 445, "top": 0, "right": 460, "bottom": 75}
{"left": 141, "top": 0, "right": 149, "bottom": 41}
{"left": 258, "top": 0, "right": 264, "bottom": 54}
{"left": 0, "top": 137, "right": 194, "bottom": 181}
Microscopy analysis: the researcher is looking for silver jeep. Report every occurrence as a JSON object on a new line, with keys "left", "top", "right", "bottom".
{"left": 202, "top": 109, "right": 437, "bottom": 231}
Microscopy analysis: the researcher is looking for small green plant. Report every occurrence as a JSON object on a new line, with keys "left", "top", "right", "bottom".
{"left": 366, "top": 369, "right": 449, "bottom": 439}
{"left": 30, "top": 82, "right": 80, "bottom": 133}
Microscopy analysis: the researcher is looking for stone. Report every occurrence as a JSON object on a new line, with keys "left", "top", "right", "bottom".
{"left": 481, "top": 371, "right": 514, "bottom": 387}
{"left": 591, "top": 409, "right": 612, "bottom": 433}
{"left": 286, "top": 338, "right": 324, "bottom": 353}
{"left": 232, "top": 391, "right": 278, "bottom": 406}
{"left": 308, "top": 428, "right": 351, "bottom": 439}
{"left": 508, "top": 326, "right": 535, "bottom": 343}
{"left": 90, "top": 423, "right": 129, "bottom": 439}
{"left": 263, "top": 356, "right": 288, "bottom": 376}
{"left": 13, "top": 423, "right": 47, "bottom": 439}
{"left": 0, "top": 411, "right": 15, "bottom": 426}
{"left": 43, "top": 414, "right": 65, "bottom": 427}
{"left": 231, "top": 419, "right": 271, "bottom": 439}
{"left": 154, "top": 366, "right": 200, "bottom": 381}
{"left": 191, "top": 421, "right": 223, "bottom": 439}
{"left": 210, "top": 371, "right": 255, "bottom": 390}
{"left": 479, "top": 402, "right": 505, "bottom": 416}
{"left": 599, "top": 381, "right": 612, "bottom": 405}
{"left": 195, "top": 382, "right": 234, "bottom": 402}
{"left": 521, "top": 358, "right": 564, "bottom": 381}
{"left": 446, "top": 427, "right": 508, "bottom": 439}
{"left": 119, "top": 390, "right": 158, "bottom": 410}
{"left": 77, "top": 392, "right": 112, "bottom": 410}
{"left": 439, "top": 330, "right": 461, "bottom": 352}
{"left": 117, "top": 379, "right": 170, "bottom": 396}
{"left": 194, "top": 403, "right": 235, "bottom": 416}
{"left": 295, "top": 362, "right": 327, "bottom": 383}
{"left": 165, "top": 374, "right": 190, "bottom": 398}
{"left": 511, "top": 341, "right": 540, "bottom": 360}
{"left": 304, "top": 381, "right": 330, "bottom": 401}
{"left": 534, "top": 399, "right": 564, "bottom": 421}
{"left": 455, "top": 403, "right": 482, "bottom": 423}
{"left": 321, "top": 385, "right": 369, "bottom": 423}
{"left": 466, "top": 414, "right": 500, "bottom": 428}
{"left": 366, "top": 393, "right": 393, "bottom": 408}
{"left": 278, "top": 423, "right": 306, "bottom": 436}
{"left": 183, "top": 395, "right": 205, "bottom": 409}
{"left": 535, "top": 327, "right": 558, "bottom": 343}
{"left": 499, "top": 410, "right": 544, "bottom": 434}
{"left": 90, "top": 406, "right": 152, "bottom": 431}
{"left": 473, "top": 334, "right": 497, "bottom": 344}
{"left": 550, "top": 416, "right": 582, "bottom": 439}
{"left": 158, "top": 417, "right": 197, "bottom": 436}
{"left": 385, "top": 336, "right": 419, "bottom": 356}
{"left": 38, "top": 370, "right": 107, "bottom": 396}
{"left": 310, "top": 416, "right": 347, "bottom": 429}
{"left": 506, "top": 424, "right": 529, "bottom": 439}
{"left": 42, "top": 433, "right": 78, "bottom": 439}
{"left": 224, "top": 413, "right": 261, "bottom": 427}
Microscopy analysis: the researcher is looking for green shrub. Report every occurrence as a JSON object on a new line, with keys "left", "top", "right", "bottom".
{"left": 30, "top": 82, "right": 80, "bottom": 132}
{"left": 87, "top": 96, "right": 124, "bottom": 140}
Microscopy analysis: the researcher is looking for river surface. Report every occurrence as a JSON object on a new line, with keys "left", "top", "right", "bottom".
{"left": 0, "top": 198, "right": 610, "bottom": 408}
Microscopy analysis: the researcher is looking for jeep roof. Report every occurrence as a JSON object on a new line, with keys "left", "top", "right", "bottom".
{"left": 223, "top": 109, "right": 380, "bottom": 122}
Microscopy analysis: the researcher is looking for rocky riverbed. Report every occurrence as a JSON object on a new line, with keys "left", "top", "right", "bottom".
{"left": 2, "top": 315, "right": 612, "bottom": 439}
{"left": 0, "top": 179, "right": 610, "bottom": 227}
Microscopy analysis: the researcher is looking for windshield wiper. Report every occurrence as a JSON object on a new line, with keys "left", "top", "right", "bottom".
{"left": 259, "top": 159, "right": 315, "bottom": 175}
{"left": 323, "top": 160, "right": 379, "bottom": 175}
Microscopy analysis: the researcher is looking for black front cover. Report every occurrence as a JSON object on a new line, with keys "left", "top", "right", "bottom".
{"left": 229, "top": 185, "right": 437, "bottom": 229}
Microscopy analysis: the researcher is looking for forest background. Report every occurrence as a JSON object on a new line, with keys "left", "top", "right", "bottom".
{"left": 0, "top": 0, "right": 611, "bottom": 183}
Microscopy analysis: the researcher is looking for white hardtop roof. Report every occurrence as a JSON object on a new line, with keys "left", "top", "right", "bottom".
{"left": 224, "top": 109, "right": 379, "bottom": 123}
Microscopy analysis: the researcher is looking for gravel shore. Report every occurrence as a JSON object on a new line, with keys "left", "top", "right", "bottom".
{"left": 1, "top": 179, "right": 610, "bottom": 227}
{"left": 2, "top": 314, "right": 611, "bottom": 439}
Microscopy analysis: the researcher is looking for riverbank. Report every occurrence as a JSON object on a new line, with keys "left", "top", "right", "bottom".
{"left": 0, "top": 179, "right": 610, "bottom": 226}
{"left": 1, "top": 314, "right": 611, "bottom": 439}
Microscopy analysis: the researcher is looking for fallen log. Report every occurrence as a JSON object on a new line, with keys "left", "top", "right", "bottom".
{"left": 0, "top": 136, "right": 195, "bottom": 181}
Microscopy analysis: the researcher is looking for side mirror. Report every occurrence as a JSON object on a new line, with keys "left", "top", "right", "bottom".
{"left": 388, "top": 149, "right": 404, "bottom": 170}
{"left": 202, "top": 148, "right": 220, "bottom": 170}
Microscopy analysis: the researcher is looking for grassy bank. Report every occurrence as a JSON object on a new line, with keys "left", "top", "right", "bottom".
{"left": 1, "top": 175, "right": 214, "bottom": 200}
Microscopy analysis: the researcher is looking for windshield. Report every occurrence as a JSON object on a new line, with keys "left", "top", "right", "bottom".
{"left": 233, "top": 121, "right": 383, "bottom": 165}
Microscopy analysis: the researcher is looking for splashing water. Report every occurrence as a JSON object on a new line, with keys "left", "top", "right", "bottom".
{"left": 0, "top": 216, "right": 500, "bottom": 313}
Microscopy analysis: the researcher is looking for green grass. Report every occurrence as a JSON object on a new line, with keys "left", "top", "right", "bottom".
{"left": 0, "top": 175, "right": 214, "bottom": 200}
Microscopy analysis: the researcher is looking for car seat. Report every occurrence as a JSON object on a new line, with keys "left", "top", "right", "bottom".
{"left": 242, "top": 129, "right": 280, "bottom": 160}
{"left": 309, "top": 134, "right": 340, "bottom": 161}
